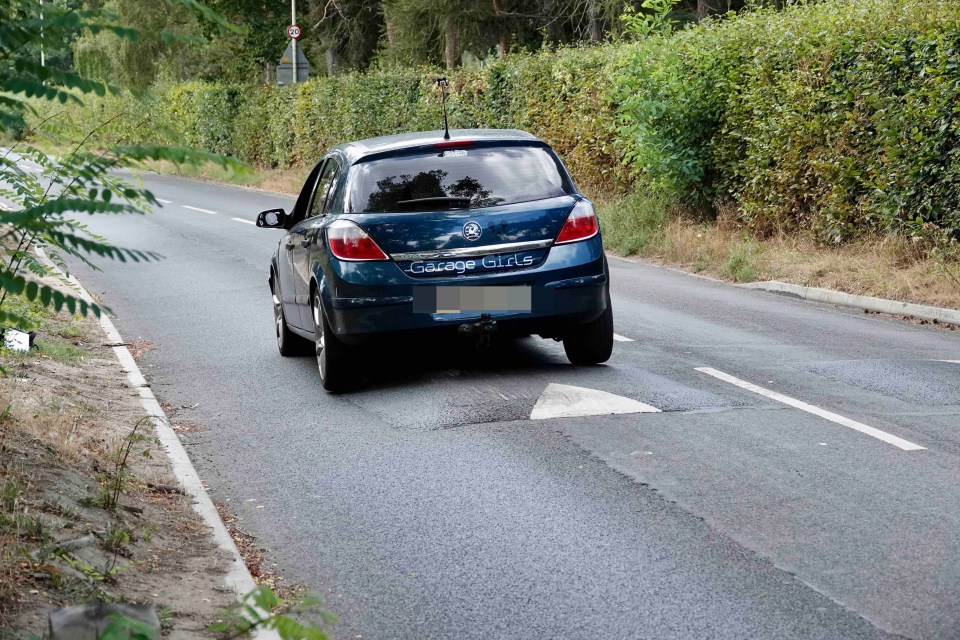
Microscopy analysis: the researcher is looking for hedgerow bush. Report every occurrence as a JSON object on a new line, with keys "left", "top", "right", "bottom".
{"left": 37, "top": 0, "right": 960, "bottom": 243}
{"left": 42, "top": 45, "right": 628, "bottom": 191}
{"left": 616, "top": 0, "right": 960, "bottom": 241}
{"left": 166, "top": 82, "right": 244, "bottom": 155}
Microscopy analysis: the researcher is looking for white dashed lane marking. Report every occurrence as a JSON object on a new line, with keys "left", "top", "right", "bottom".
{"left": 230, "top": 217, "right": 255, "bottom": 225}
{"left": 183, "top": 205, "right": 218, "bottom": 215}
{"left": 613, "top": 333, "right": 634, "bottom": 342}
{"left": 530, "top": 383, "right": 661, "bottom": 420}
{"left": 695, "top": 367, "right": 926, "bottom": 451}
{"left": 157, "top": 198, "right": 172, "bottom": 204}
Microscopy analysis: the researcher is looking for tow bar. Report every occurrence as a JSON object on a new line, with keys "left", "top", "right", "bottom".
{"left": 458, "top": 313, "right": 498, "bottom": 347}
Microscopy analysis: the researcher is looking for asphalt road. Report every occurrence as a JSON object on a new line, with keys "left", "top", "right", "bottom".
{"left": 26, "top": 167, "right": 960, "bottom": 639}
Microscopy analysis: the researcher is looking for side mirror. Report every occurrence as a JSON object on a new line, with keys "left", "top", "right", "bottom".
{"left": 257, "top": 208, "right": 287, "bottom": 228}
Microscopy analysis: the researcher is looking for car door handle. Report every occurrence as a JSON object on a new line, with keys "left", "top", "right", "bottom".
{"left": 285, "top": 241, "right": 296, "bottom": 250}
{"left": 299, "top": 239, "right": 311, "bottom": 248}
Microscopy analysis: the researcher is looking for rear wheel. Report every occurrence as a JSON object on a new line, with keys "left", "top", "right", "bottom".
{"left": 312, "top": 292, "right": 355, "bottom": 392}
{"left": 562, "top": 292, "right": 614, "bottom": 365}
{"left": 273, "top": 279, "right": 311, "bottom": 357}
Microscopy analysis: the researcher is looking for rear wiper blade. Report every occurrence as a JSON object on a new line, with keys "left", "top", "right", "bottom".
{"left": 396, "top": 196, "right": 471, "bottom": 208}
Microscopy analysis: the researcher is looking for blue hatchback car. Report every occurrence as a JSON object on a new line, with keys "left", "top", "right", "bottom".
{"left": 258, "top": 129, "right": 612, "bottom": 391}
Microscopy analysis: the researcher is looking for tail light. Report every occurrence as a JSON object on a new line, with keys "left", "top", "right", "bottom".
{"left": 327, "top": 220, "right": 388, "bottom": 261}
{"left": 555, "top": 200, "right": 599, "bottom": 244}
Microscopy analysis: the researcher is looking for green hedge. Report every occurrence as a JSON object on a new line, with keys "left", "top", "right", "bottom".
{"left": 48, "top": 46, "right": 630, "bottom": 193}
{"left": 44, "top": 0, "right": 960, "bottom": 241}
{"left": 616, "top": 0, "right": 960, "bottom": 240}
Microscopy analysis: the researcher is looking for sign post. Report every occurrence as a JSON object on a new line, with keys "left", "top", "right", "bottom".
{"left": 290, "top": 0, "right": 298, "bottom": 84}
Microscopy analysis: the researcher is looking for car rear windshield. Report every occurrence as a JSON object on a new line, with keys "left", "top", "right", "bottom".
{"left": 348, "top": 145, "right": 571, "bottom": 213}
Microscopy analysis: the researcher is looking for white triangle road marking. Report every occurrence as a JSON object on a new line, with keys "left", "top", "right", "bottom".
{"left": 530, "top": 383, "right": 661, "bottom": 420}
{"left": 613, "top": 333, "right": 634, "bottom": 342}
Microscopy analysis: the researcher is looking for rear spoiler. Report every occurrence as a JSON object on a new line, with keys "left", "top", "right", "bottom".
{"left": 350, "top": 139, "right": 554, "bottom": 166}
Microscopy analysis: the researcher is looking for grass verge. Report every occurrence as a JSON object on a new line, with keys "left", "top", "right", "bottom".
{"left": 595, "top": 194, "right": 960, "bottom": 311}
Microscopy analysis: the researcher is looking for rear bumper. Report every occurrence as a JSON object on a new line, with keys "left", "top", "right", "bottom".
{"left": 322, "top": 238, "right": 607, "bottom": 342}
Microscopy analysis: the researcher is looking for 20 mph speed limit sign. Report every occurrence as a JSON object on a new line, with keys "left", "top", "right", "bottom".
{"left": 287, "top": 24, "right": 302, "bottom": 39}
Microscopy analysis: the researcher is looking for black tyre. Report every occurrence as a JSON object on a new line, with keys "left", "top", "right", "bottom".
{"left": 273, "top": 278, "right": 311, "bottom": 357}
{"left": 311, "top": 292, "right": 355, "bottom": 392}
{"left": 562, "top": 293, "right": 614, "bottom": 365}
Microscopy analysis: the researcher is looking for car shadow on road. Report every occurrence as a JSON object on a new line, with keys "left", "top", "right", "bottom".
{"left": 288, "top": 333, "right": 585, "bottom": 396}
{"left": 359, "top": 334, "right": 575, "bottom": 392}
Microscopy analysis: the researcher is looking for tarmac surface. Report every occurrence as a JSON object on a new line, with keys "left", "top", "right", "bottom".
{"left": 44, "top": 169, "right": 960, "bottom": 639}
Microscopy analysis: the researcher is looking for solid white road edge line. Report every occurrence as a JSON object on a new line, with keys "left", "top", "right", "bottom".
{"left": 695, "top": 367, "right": 925, "bottom": 451}
{"left": 231, "top": 217, "right": 255, "bottom": 225}
{"left": 33, "top": 247, "right": 278, "bottom": 638}
{"left": 613, "top": 333, "right": 634, "bottom": 342}
{"left": 183, "top": 205, "right": 218, "bottom": 215}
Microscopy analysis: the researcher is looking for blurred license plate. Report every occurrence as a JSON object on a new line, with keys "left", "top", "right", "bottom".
{"left": 413, "top": 286, "right": 531, "bottom": 313}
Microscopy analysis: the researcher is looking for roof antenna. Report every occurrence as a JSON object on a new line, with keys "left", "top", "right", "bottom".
{"left": 436, "top": 77, "right": 451, "bottom": 140}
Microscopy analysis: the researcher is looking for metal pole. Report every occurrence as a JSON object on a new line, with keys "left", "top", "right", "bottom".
{"left": 290, "top": 0, "right": 297, "bottom": 84}
{"left": 40, "top": 0, "right": 45, "bottom": 67}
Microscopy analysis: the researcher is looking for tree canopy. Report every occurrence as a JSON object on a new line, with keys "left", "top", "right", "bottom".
{"left": 63, "top": 0, "right": 736, "bottom": 85}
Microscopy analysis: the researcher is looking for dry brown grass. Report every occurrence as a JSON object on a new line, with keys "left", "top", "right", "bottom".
{"left": 1, "top": 374, "right": 124, "bottom": 469}
{"left": 644, "top": 219, "right": 960, "bottom": 309}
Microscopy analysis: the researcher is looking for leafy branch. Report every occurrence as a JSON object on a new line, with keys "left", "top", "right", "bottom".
{"left": 0, "top": 0, "right": 245, "bottom": 336}
{"left": 210, "top": 587, "right": 336, "bottom": 640}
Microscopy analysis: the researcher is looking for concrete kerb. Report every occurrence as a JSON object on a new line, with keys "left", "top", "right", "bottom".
{"left": 33, "top": 247, "right": 280, "bottom": 640}
{"left": 739, "top": 280, "right": 960, "bottom": 327}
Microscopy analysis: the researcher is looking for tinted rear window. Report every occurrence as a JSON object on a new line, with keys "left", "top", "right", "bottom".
{"left": 348, "top": 146, "right": 571, "bottom": 213}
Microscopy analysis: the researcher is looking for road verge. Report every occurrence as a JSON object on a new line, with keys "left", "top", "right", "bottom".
{"left": 23, "top": 248, "right": 280, "bottom": 639}
{"left": 33, "top": 247, "right": 259, "bottom": 596}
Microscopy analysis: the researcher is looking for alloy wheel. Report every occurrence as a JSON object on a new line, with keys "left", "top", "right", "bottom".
{"left": 272, "top": 288, "right": 284, "bottom": 349}
{"left": 313, "top": 295, "right": 326, "bottom": 380}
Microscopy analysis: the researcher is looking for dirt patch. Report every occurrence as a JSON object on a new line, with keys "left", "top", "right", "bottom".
{"left": 172, "top": 421, "right": 205, "bottom": 434}
{"left": 0, "top": 283, "right": 237, "bottom": 636}
{"left": 214, "top": 504, "right": 302, "bottom": 604}
{"left": 128, "top": 339, "right": 155, "bottom": 362}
